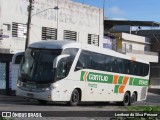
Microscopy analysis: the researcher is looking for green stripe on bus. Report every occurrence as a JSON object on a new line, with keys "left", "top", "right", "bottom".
{"left": 80, "top": 71, "right": 85, "bottom": 81}
{"left": 129, "top": 77, "right": 134, "bottom": 85}
{"left": 131, "top": 78, "right": 149, "bottom": 86}
{"left": 80, "top": 71, "right": 149, "bottom": 86}
{"left": 118, "top": 76, "right": 124, "bottom": 84}
{"left": 114, "top": 85, "right": 120, "bottom": 93}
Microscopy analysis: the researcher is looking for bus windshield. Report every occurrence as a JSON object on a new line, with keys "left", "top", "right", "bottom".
{"left": 19, "top": 48, "right": 62, "bottom": 84}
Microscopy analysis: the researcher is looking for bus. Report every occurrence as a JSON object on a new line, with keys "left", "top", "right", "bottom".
{"left": 15, "top": 40, "right": 150, "bottom": 106}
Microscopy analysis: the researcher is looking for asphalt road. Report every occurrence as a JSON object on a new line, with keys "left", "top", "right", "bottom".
{"left": 0, "top": 92, "right": 160, "bottom": 111}
{"left": 0, "top": 92, "right": 160, "bottom": 120}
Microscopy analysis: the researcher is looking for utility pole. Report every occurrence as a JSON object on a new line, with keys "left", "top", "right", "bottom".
{"left": 103, "top": 0, "right": 106, "bottom": 22}
{"left": 25, "top": 0, "right": 34, "bottom": 50}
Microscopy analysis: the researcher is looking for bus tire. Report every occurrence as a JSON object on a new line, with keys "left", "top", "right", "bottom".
{"left": 131, "top": 92, "right": 137, "bottom": 104}
{"left": 69, "top": 89, "right": 80, "bottom": 106}
{"left": 38, "top": 100, "right": 47, "bottom": 105}
{"left": 121, "top": 92, "right": 130, "bottom": 106}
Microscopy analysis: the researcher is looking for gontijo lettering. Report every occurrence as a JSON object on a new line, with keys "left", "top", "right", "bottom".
{"left": 89, "top": 74, "right": 108, "bottom": 82}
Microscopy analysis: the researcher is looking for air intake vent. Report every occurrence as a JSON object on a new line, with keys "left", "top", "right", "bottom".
{"left": 140, "top": 87, "right": 148, "bottom": 100}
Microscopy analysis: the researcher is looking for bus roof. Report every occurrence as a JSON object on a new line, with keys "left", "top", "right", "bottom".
{"left": 29, "top": 40, "right": 149, "bottom": 64}
{"left": 29, "top": 40, "right": 79, "bottom": 49}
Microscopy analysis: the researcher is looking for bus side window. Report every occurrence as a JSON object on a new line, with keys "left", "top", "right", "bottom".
{"left": 143, "top": 64, "right": 149, "bottom": 76}
{"left": 125, "top": 60, "right": 130, "bottom": 74}
{"left": 104, "top": 55, "right": 111, "bottom": 72}
{"left": 129, "top": 61, "right": 135, "bottom": 75}
{"left": 110, "top": 57, "right": 117, "bottom": 72}
{"left": 75, "top": 50, "right": 91, "bottom": 71}
{"left": 137, "top": 62, "right": 143, "bottom": 76}
{"left": 90, "top": 53, "right": 105, "bottom": 71}
{"left": 117, "top": 58, "right": 125, "bottom": 73}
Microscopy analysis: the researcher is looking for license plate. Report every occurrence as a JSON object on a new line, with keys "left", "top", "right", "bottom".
{"left": 27, "top": 93, "right": 34, "bottom": 97}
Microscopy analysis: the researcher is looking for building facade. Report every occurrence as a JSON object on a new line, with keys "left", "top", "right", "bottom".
{"left": 0, "top": 0, "right": 103, "bottom": 53}
{"left": 113, "top": 32, "right": 158, "bottom": 63}
{"left": 0, "top": 0, "right": 104, "bottom": 95}
{"left": 135, "top": 30, "right": 160, "bottom": 92}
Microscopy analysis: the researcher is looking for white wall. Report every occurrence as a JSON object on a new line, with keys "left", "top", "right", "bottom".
{"left": 126, "top": 53, "right": 158, "bottom": 63}
{"left": 120, "top": 32, "right": 158, "bottom": 63}
{"left": 0, "top": 0, "right": 103, "bottom": 53}
{"left": 122, "top": 33, "right": 149, "bottom": 44}
{"left": 122, "top": 41, "right": 145, "bottom": 51}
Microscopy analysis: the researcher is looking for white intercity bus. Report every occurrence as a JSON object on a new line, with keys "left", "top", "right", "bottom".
{"left": 15, "top": 40, "right": 150, "bottom": 106}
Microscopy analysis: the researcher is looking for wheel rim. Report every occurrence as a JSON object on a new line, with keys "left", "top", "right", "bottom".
{"left": 124, "top": 94, "right": 129, "bottom": 104}
{"left": 72, "top": 92, "right": 78, "bottom": 102}
{"left": 132, "top": 94, "right": 136, "bottom": 103}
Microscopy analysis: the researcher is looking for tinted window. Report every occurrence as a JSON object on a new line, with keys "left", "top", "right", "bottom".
{"left": 75, "top": 50, "right": 149, "bottom": 77}
{"left": 75, "top": 51, "right": 92, "bottom": 71}
{"left": 61, "top": 48, "right": 78, "bottom": 76}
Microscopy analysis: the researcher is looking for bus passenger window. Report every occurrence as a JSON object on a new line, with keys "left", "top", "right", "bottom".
{"left": 75, "top": 50, "right": 91, "bottom": 71}
{"left": 110, "top": 57, "right": 117, "bottom": 72}
{"left": 104, "top": 56, "right": 111, "bottom": 72}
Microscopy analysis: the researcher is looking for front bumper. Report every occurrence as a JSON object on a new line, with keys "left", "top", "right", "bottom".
{"left": 16, "top": 87, "right": 53, "bottom": 101}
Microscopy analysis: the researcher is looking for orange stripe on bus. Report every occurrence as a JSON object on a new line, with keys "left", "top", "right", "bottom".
{"left": 84, "top": 72, "right": 88, "bottom": 81}
{"left": 113, "top": 75, "right": 119, "bottom": 84}
{"left": 123, "top": 77, "right": 129, "bottom": 85}
{"left": 119, "top": 85, "right": 125, "bottom": 93}
{"left": 131, "top": 57, "right": 136, "bottom": 61}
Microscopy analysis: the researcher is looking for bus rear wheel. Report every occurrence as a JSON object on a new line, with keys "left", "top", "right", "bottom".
{"left": 69, "top": 89, "right": 80, "bottom": 106}
{"left": 121, "top": 92, "right": 130, "bottom": 106}
{"left": 131, "top": 92, "right": 137, "bottom": 104}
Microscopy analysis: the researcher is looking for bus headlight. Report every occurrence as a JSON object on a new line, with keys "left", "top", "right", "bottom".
{"left": 50, "top": 84, "right": 59, "bottom": 90}
{"left": 42, "top": 87, "right": 51, "bottom": 91}
{"left": 17, "top": 80, "right": 23, "bottom": 87}
{"left": 41, "top": 84, "right": 59, "bottom": 91}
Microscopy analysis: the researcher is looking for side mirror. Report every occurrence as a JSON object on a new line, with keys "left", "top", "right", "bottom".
{"left": 53, "top": 54, "right": 70, "bottom": 68}
{"left": 75, "top": 66, "right": 83, "bottom": 71}
{"left": 12, "top": 52, "right": 24, "bottom": 64}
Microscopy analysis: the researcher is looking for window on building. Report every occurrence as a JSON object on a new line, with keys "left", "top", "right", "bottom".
{"left": 129, "top": 44, "right": 132, "bottom": 52}
{"left": 12, "top": 22, "right": 27, "bottom": 38}
{"left": 42, "top": 27, "right": 57, "bottom": 40}
{"left": 122, "top": 43, "right": 126, "bottom": 52}
{"left": 88, "top": 34, "right": 99, "bottom": 46}
{"left": 63, "top": 30, "right": 77, "bottom": 41}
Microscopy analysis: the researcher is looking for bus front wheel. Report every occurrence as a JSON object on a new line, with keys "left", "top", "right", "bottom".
{"left": 69, "top": 89, "right": 80, "bottom": 106}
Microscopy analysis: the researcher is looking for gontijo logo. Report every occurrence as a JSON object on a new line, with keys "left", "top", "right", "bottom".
{"left": 81, "top": 71, "right": 113, "bottom": 83}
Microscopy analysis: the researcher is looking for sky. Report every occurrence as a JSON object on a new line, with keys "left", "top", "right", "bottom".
{"left": 73, "top": 0, "right": 160, "bottom": 22}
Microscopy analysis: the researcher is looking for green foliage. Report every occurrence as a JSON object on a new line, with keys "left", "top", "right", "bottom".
{"left": 0, "top": 116, "right": 12, "bottom": 120}
{"left": 124, "top": 106, "right": 160, "bottom": 112}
